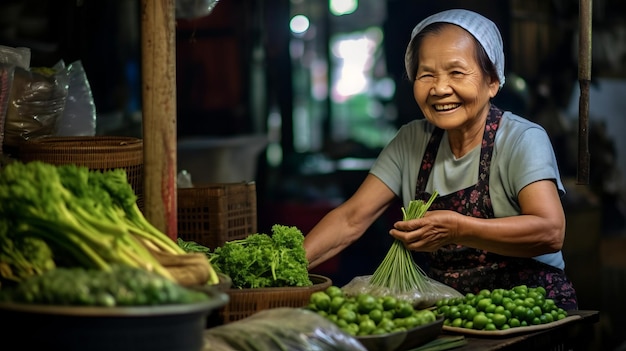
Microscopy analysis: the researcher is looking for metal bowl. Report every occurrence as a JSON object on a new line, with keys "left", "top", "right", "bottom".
{"left": 356, "top": 316, "right": 444, "bottom": 351}
{"left": 0, "top": 288, "right": 228, "bottom": 351}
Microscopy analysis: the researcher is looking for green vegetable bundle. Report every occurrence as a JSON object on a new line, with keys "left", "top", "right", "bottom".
{"left": 209, "top": 224, "right": 312, "bottom": 289}
{"left": 0, "top": 161, "right": 187, "bottom": 284}
{"left": 342, "top": 191, "right": 462, "bottom": 308}
{"left": 369, "top": 191, "right": 438, "bottom": 292}
{"left": 0, "top": 220, "right": 56, "bottom": 287}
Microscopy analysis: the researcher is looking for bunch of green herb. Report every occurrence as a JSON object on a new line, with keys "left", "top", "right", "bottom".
{"left": 0, "top": 161, "right": 186, "bottom": 282}
{"left": 177, "top": 238, "right": 212, "bottom": 255}
{"left": 369, "top": 191, "right": 438, "bottom": 293}
{"left": 209, "top": 224, "right": 312, "bottom": 289}
{"left": 0, "top": 219, "right": 56, "bottom": 287}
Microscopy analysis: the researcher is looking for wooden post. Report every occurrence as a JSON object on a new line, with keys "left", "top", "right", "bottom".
{"left": 140, "top": 0, "right": 178, "bottom": 239}
{"left": 577, "top": 0, "right": 592, "bottom": 185}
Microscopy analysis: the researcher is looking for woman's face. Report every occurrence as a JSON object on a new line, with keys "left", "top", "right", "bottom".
{"left": 413, "top": 24, "right": 499, "bottom": 131}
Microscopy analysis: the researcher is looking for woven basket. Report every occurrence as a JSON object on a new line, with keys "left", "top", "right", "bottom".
{"left": 177, "top": 182, "right": 257, "bottom": 250}
{"left": 219, "top": 274, "right": 332, "bottom": 323}
{"left": 17, "top": 136, "right": 144, "bottom": 208}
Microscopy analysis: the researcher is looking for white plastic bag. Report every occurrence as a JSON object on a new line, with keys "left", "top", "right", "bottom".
{"left": 342, "top": 274, "right": 463, "bottom": 309}
{"left": 203, "top": 308, "right": 367, "bottom": 351}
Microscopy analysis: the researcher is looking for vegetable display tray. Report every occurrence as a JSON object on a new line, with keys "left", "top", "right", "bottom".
{"left": 177, "top": 182, "right": 257, "bottom": 250}
{"left": 17, "top": 135, "right": 144, "bottom": 209}
{"left": 0, "top": 288, "right": 228, "bottom": 351}
{"left": 442, "top": 312, "right": 582, "bottom": 336}
{"left": 219, "top": 274, "right": 332, "bottom": 323}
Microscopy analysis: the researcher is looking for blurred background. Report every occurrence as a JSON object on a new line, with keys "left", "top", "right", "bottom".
{"left": 1, "top": 0, "right": 625, "bottom": 349}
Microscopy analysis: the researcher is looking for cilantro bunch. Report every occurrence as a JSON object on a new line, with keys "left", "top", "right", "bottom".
{"left": 209, "top": 224, "right": 312, "bottom": 289}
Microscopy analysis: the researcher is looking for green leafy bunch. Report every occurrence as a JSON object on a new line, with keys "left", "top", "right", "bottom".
{"left": 210, "top": 224, "right": 312, "bottom": 289}
{"left": 0, "top": 220, "right": 56, "bottom": 288}
{"left": 0, "top": 161, "right": 184, "bottom": 284}
{"left": 369, "top": 191, "right": 438, "bottom": 293}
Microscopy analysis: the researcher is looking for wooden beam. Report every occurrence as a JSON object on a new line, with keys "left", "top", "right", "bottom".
{"left": 140, "top": 0, "right": 178, "bottom": 238}
{"left": 577, "top": 0, "right": 592, "bottom": 185}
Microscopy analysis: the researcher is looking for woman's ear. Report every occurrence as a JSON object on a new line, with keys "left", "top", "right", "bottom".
{"left": 488, "top": 79, "right": 500, "bottom": 98}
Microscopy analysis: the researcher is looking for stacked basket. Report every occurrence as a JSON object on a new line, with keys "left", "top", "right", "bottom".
{"left": 177, "top": 183, "right": 333, "bottom": 324}
{"left": 17, "top": 136, "right": 144, "bottom": 209}
{"left": 177, "top": 182, "right": 257, "bottom": 250}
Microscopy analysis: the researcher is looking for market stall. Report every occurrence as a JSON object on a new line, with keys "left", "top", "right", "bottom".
{"left": 139, "top": 0, "right": 601, "bottom": 348}
{"left": 0, "top": 0, "right": 603, "bottom": 350}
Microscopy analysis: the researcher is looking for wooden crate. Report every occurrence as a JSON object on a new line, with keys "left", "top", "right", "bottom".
{"left": 177, "top": 182, "right": 256, "bottom": 250}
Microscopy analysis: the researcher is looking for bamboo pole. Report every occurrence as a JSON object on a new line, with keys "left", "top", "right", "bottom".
{"left": 140, "top": 0, "right": 178, "bottom": 239}
{"left": 577, "top": 0, "right": 592, "bottom": 185}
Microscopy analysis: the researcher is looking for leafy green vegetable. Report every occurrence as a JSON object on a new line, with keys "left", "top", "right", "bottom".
{"left": 0, "top": 220, "right": 56, "bottom": 287}
{"left": 0, "top": 265, "right": 209, "bottom": 306}
{"left": 177, "top": 238, "right": 211, "bottom": 255}
{"left": 0, "top": 161, "right": 184, "bottom": 282}
{"left": 209, "top": 224, "right": 312, "bottom": 289}
{"left": 369, "top": 191, "right": 438, "bottom": 293}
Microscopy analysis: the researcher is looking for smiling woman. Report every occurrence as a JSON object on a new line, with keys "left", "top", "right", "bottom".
{"left": 302, "top": 8, "right": 579, "bottom": 312}
{"left": 411, "top": 24, "right": 499, "bottom": 149}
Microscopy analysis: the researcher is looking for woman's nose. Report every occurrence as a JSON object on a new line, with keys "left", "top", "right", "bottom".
{"left": 431, "top": 77, "right": 451, "bottom": 95}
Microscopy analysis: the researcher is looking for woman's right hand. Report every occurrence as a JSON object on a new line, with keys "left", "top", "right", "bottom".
{"left": 389, "top": 210, "right": 463, "bottom": 252}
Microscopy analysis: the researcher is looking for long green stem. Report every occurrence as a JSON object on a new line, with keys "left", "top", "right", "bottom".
{"left": 370, "top": 191, "right": 438, "bottom": 293}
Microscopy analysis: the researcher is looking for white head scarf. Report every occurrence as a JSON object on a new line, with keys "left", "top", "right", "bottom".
{"left": 404, "top": 9, "right": 505, "bottom": 89}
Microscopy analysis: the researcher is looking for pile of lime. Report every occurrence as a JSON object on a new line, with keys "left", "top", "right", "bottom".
{"left": 435, "top": 285, "right": 568, "bottom": 331}
{"left": 306, "top": 285, "right": 437, "bottom": 336}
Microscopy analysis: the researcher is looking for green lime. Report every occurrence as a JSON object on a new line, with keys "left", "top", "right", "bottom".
{"left": 310, "top": 291, "right": 331, "bottom": 311}
{"left": 357, "top": 294, "right": 377, "bottom": 314}
{"left": 325, "top": 286, "right": 344, "bottom": 298}
{"left": 509, "top": 317, "right": 521, "bottom": 328}
{"left": 473, "top": 313, "right": 489, "bottom": 330}
{"left": 337, "top": 307, "right": 357, "bottom": 324}
{"left": 359, "top": 319, "right": 377, "bottom": 335}
{"left": 369, "top": 309, "right": 383, "bottom": 324}
{"left": 476, "top": 298, "right": 492, "bottom": 311}
{"left": 382, "top": 296, "right": 398, "bottom": 311}
{"left": 330, "top": 296, "right": 346, "bottom": 313}
{"left": 492, "top": 313, "right": 507, "bottom": 328}
{"left": 395, "top": 301, "right": 414, "bottom": 318}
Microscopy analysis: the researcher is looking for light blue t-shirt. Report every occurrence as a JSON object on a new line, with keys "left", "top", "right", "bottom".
{"left": 370, "top": 111, "right": 566, "bottom": 270}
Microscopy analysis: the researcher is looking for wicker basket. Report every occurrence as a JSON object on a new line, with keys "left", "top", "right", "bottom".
{"left": 17, "top": 136, "right": 144, "bottom": 208}
{"left": 219, "top": 274, "right": 332, "bottom": 323}
{"left": 177, "top": 182, "right": 257, "bottom": 250}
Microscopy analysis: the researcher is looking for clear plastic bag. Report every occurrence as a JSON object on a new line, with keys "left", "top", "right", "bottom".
{"left": 0, "top": 45, "right": 30, "bottom": 69}
{"left": 341, "top": 275, "right": 463, "bottom": 309}
{"left": 3, "top": 63, "right": 68, "bottom": 148}
{"left": 203, "top": 308, "right": 367, "bottom": 351}
{"left": 0, "top": 64, "right": 14, "bottom": 154}
{"left": 176, "top": 0, "right": 219, "bottom": 19}
{"left": 54, "top": 60, "right": 96, "bottom": 137}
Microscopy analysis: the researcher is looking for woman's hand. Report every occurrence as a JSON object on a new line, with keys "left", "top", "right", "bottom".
{"left": 389, "top": 210, "right": 463, "bottom": 252}
{"left": 389, "top": 181, "right": 566, "bottom": 257}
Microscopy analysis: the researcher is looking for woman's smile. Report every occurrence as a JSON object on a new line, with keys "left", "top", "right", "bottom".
{"left": 433, "top": 103, "right": 461, "bottom": 111}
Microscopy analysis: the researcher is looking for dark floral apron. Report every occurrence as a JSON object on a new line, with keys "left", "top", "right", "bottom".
{"left": 414, "top": 105, "right": 578, "bottom": 310}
